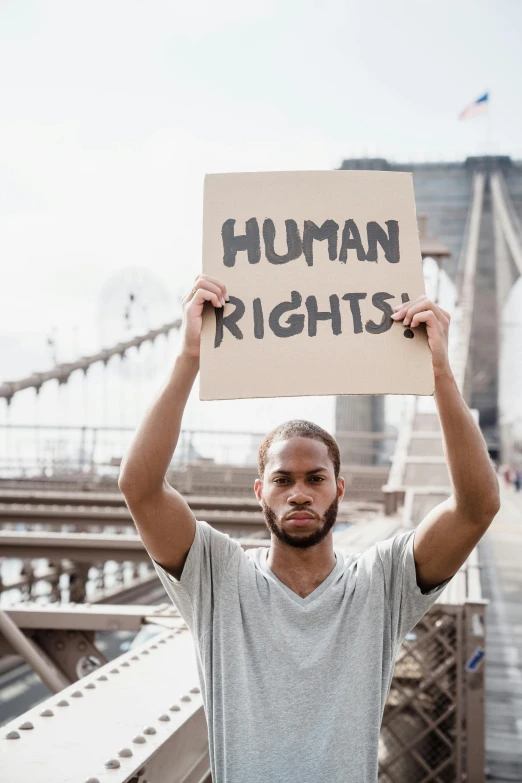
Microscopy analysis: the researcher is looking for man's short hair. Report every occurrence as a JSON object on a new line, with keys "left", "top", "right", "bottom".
{"left": 257, "top": 420, "right": 341, "bottom": 480}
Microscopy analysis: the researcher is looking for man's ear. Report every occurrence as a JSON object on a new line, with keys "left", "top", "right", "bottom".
{"left": 254, "top": 478, "right": 263, "bottom": 503}
{"left": 337, "top": 476, "right": 345, "bottom": 503}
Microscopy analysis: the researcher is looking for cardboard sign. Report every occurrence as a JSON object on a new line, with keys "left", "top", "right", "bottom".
{"left": 200, "top": 171, "right": 434, "bottom": 401}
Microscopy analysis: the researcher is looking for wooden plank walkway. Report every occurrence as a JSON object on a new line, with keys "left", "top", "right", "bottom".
{"left": 480, "top": 483, "right": 522, "bottom": 781}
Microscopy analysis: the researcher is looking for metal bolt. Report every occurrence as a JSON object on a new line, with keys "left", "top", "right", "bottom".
{"left": 150, "top": 644, "right": 158, "bottom": 650}
{"left": 110, "top": 668, "right": 120, "bottom": 674}
{"left": 84, "top": 778, "right": 100, "bottom": 783}
{"left": 40, "top": 709, "right": 54, "bottom": 717}
{"left": 142, "top": 650, "right": 150, "bottom": 655}
{"left": 132, "top": 735, "right": 146, "bottom": 744}
{"left": 55, "top": 640, "right": 65, "bottom": 651}
{"left": 105, "top": 759, "right": 120, "bottom": 769}
{"left": 190, "top": 687, "right": 200, "bottom": 694}
{"left": 118, "top": 747, "right": 133, "bottom": 757}
{"left": 5, "top": 730, "right": 20, "bottom": 739}
{"left": 143, "top": 726, "right": 156, "bottom": 735}
{"left": 77, "top": 641, "right": 87, "bottom": 652}
{"left": 169, "top": 705, "right": 181, "bottom": 712}
{"left": 57, "top": 700, "right": 69, "bottom": 707}
{"left": 18, "top": 721, "right": 34, "bottom": 730}
{"left": 158, "top": 714, "right": 170, "bottom": 722}
{"left": 97, "top": 675, "right": 108, "bottom": 681}
{"left": 71, "top": 691, "right": 83, "bottom": 698}
{"left": 121, "top": 662, "right": 130, "bottom": 667}
{"left": 85, "top": 683, "right": 96, "bottom": 689}
{"left": 159, "top": 639, "right": 167, "bottom": 644}
{"left": 181, "top": 695, "right": 191, "bottom": 702}
{"left": 131, "top": 655, "right": 139, "bottom": 661}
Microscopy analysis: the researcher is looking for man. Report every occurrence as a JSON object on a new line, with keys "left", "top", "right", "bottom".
{"left": 119, "top": 274, "right": 500, "bottom": 783}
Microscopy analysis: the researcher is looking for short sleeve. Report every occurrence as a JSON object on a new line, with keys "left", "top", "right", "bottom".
{"left": 376, "top": 529, "right": 452, "bottom": 645}
{"left": 150, "top": 519, "right": 242, "bottom": 640}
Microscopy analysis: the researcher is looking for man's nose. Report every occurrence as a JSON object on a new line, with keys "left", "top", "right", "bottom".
{"left": 288, "top": 486, "right": 313, "bottom": 504}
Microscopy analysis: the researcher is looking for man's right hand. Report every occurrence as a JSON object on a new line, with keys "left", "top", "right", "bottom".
{"left": 180, "top": 274, "right": 228, "bottom": 359}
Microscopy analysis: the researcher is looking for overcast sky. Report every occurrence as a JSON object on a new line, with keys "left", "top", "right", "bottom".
{"left": 1, "top": 0, "right": 521, "bottom": 434}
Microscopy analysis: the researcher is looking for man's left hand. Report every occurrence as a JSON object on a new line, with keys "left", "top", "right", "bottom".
{"left": 391, "top": 296, "right": 452, "bottom": 379}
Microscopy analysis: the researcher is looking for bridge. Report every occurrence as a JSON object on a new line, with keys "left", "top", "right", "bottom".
{"left": 1, "top": 155, "right": 522, "bottom": 782}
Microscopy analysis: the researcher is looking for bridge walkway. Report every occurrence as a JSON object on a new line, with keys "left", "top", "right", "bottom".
{"left": 480, "top": 482, "right": 522, "bottom": 781}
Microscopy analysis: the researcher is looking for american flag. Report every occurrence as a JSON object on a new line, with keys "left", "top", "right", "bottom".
{"left": 458, "top": 92, "right": 489, "bottom": 121}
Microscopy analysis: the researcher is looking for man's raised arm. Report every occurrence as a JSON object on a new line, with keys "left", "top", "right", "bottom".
{"left": 391, "top": 296, "right": 501, "bottom": 593}
{"left": 118, "top": 275, "right": 227, "bottom": 580}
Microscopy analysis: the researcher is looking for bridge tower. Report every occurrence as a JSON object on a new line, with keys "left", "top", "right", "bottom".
{"left": 337, "top": 156, "right": 522, "bottom": 460}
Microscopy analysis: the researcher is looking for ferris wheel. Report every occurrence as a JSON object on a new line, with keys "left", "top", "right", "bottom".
{"left": 96, "top": 266, "right": 175, "bottom": 379}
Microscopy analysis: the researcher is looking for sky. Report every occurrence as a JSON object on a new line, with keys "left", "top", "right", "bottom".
{"left": 1, "top": 0, "right": 522, "bottom": 440}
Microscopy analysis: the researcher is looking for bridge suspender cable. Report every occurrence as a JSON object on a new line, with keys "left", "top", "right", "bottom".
{"left": 490, "top": 171, "right": 522, "bottom": 277}
{"left": 452, "top": 172, "right": 485, "bottom": 395}
{"left": 0, "top": 319, "right": 182, "bottom": 404}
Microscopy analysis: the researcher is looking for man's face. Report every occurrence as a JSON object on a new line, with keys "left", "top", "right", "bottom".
{"left": 254, "top": 437, "right": 345, "bottom": 549}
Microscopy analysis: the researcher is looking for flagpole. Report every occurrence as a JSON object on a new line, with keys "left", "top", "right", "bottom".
{"left": 485, "top": 93, "right": 492, "bottom": 155}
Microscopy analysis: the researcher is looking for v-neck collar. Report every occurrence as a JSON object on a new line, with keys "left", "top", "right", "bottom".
{"left": 260, "top": 548, "right": 342, "bottom": 606}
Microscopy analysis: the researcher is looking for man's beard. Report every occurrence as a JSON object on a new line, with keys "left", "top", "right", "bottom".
{"left": 261, "top": 496, "right": 339, "bottom": 549}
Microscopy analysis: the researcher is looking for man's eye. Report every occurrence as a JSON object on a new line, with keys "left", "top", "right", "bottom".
{"left": 274, "top": 478, "right": 289, "bottom": 484}
{"left": 310, "top": 476, "right": 325, "bottom": 482}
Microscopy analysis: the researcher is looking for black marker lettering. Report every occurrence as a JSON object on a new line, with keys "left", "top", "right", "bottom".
{"left": 401, "top": 293, "right": 414, "bottom": 338}
{"left": 365, "top": 292, "right": 394, "bottom": 334}
{"left": 214, "top": 295, "right": 245, "bottom": 347}
{"left": 302, "top": 220, "right": 339, "bottom": 267}
{"left": 253, "top": 297, "right": 264, "bottom": 339}
{"left": 366, "top": 220, "right": 400, "bottom": 263}
{"left": 222, "top": 218, "right": 261, "bottom": 267}
{"left": 339, "top": 220, "right": 366, "bottom": 263}
{"left": 341, "top": 293, "right": 367, "bottom": 334}
{"left": 305, "top": 295, "right": 342, "bottom": 337}
{"left": 268, "top": 291, "right": 305, "bottom": 337}
{"left": 263, "top": 219, "right": 302, "bottom": 265}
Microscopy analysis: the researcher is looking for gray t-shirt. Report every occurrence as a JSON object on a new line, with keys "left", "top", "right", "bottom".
{"left": 152, "top": 519, "right": 450, "bottom": 783}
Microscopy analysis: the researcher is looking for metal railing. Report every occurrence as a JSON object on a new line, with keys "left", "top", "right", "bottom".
{"left": 380, "top": 594, "right": 486, "bottom": 781}
{"left": 0, "top": 424, "right": 396, "bottom": 480}
{"left": 336, "top": 515, "right": 486, "bottom": 781}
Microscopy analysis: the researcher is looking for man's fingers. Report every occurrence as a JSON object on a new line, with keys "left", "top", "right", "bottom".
{"left": 392, "top": 298, "right": 448, "bottom": 327}
{"left": 191, "top": 279, "right": 226, "bottom": 306}
{"left": 392, "top": 296, "right": 451, "bottom": 321}
{"left": 190, "top": 287, "right": 223, "bottom": 310}
{"left": 187, "top": 288, "right": 223, "bottom": 308}
{"left": 391, "top": 300, "right": 429, "bottom": 324}
{"left": 409, "top": 310, "right": 442, "bottom": 329}
{"left": 402, "top": 302, "right": 434, "bottom": 326}
{"left": 392, "top": 295, "right": 426, "bottom": 311}
{"left": 196, "top": 274, "right": 228, "bottom": 300}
